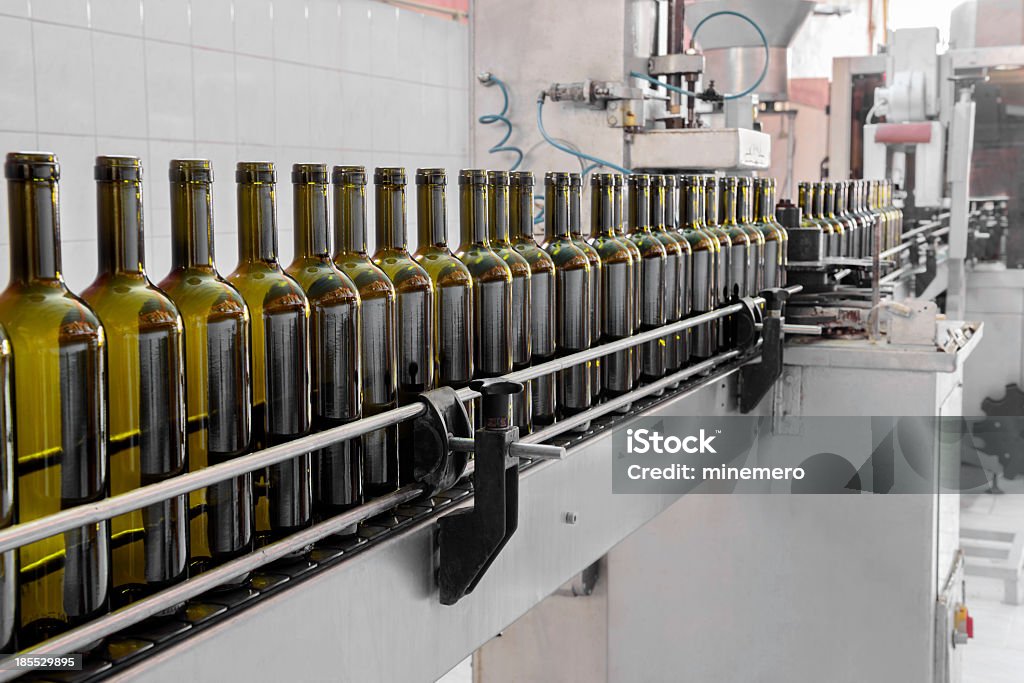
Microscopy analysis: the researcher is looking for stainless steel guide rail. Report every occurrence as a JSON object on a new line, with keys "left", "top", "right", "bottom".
{"left": 0, "top": 287, "right": 800, "bottom": 679}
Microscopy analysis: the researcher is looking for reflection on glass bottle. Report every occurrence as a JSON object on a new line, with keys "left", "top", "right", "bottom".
{"left": 332, "top": 166, "right": 399, "bottom": 497}
{"left": 718, "top": 177, "right": 751, "bottom": 301}
{"left": 831, "top": 181, "right": 858, "bottom": 259}
{"left": 736, "top": 177, "right": 765, "bottom": 296}
{"left": 487, "top": 170, "right": 532, "bottom": 433}
{"left": 510, "top": 172, "right": 557, "bottom": 426}
{"left": 372, "top": 167, "right": 435, "bottom": 483}
{"left": 680, "top": 176, "right": 719, "bottom": 359}
{"left": 159, "top": 159, "right": 253, "bottom": 582}
{"left": 413, "top": 168, "right": 474, "bottom": 427}
{"left": 82, "top": 156, "right": 187, "bottom": 609}
{"left": 0, "top": 152, "right": 110, "bottom": 646}
{"left": 625, "top": 174, "right": 667, "bottom": 384}
{"left": 798, "top": 181, "right": 832, "bottom": 256}
{"left": 702, "top": 176, "right": 733, "bottom": 352}
{"left": 0, "top": 323, "right": 12, "bottom": 653}
{"left": 613, "top": 174, "right": 644, "bottom": 380}
{"left": 589, "top": 173, "right": 635, "bottom": 404}
{"left": 649, "top": 175, "right": 686, "bottom": 381}
{"left": 228, "top": 162, "right": 312, "bottom": 547}
{"left": 285, "top": 164, "right": 362, "bottom": 523}
{"left": 815, "top": 181, "right": 845, "bottom": 257}
{"left": 455, "top": 170, "right": 513, "bottom": 391}
{"left": 849, "top": 179, "right": 872, "bottom": 259}
{"left": 752, "top": 178, "right": 787, "bottom": 288}
{"left": 662, "top": 175, "right": 692, "bottom": 370}
{"left": 542, "top": 172, "right": 592, "bottom": 428}
{"left": 568, "top": 173, "right": 602, "bottom": 402}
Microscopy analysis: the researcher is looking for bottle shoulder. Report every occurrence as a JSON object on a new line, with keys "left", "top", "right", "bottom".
{"left": 455, "top": 244, "right": 513, "bottom": 282}
{"left": 680, "top": 229, "right": 717, "bottom": 252}
{"left": 491, "top": 244, "right": 532, "bottom": 278}
{"left": 334, "top": 252, "right": 396, "bottom": 300}
{"left": 0, "top": 280, "right": 105, "bottom": 346}
{"left": 227, "top": 262, "right": 309, "bottom": 314}
{"left": 589, "top": 235, "right": 634, "bottom": 264}
{"left": 159, "top": 266, "right": 250, "bottom": 322}
{"left": 542, "top": 237, "right": 590, "bottom": 270}
{"left": 373, "top": 250, "right": 434, "bottom": 293}
{"left": 511, "top": 239, "right": 556, "bottom": 273}
{"left": 625, "top": 231, "right": 668, "bottom": 258}
{"left": 81, "top": 273, "right": 182, "bottom": 334}
{"left": 285, "top": 257, "right": 361, "bottom": 307}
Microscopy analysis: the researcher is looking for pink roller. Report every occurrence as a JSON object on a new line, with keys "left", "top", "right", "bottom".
{"left": 874, "top": 123, "right": 933, "bottom": 144}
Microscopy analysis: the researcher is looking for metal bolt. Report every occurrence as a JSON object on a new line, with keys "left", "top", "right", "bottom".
{"left": 477, "top": 71, "right": 492, "bottom": 84}
{"left": 565, "top": 512, "right": 578, "bottom": 525}
{"left": 607, "top": 115, "right": 619, "bottom": 125}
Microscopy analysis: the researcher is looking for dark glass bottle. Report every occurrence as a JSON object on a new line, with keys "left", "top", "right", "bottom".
{"left": 766, "top": 178, "right": 789, "bottom": 284}
{"left": 0, "top": 152, "right": 110, "bottom": 646}
{"left": 589, "top": 173, "right": 635, "bottom": 400}
{"left": 857, "top": 180, "right": 876, "bottom": 257}
{"left": 159, "top": 159, "right": 253, "bottom": 580}
{"left": 0, "top": 323, "right": 12, "bottom": 653}
{"left": 510, "top": 171, "right": 557, "bottom": 426}
{"left": 736, "top": 177, "right": 765, "bottom": 295}
{"left": 831, "top": 181, "right": 859, "bottom": 259}
{"left": 455, "top": 170, "right": 514, "bottom": 383}
{"left": 701, "top": 176, "right": 732, "bottom": 352}
{"left": 412, "top": 168, "right": 474, "bottom": 421}
{"left": 650, "top": 175, "right": 687, "bottom": 377}
{"left": 680, "top": 176, "right": 719, "bottom": 358}
{"left": 228, "top": 162, "right": 312, "bottom": 546}
{"left": 568, "top": 173, "right": 602, "bottom": 402}
{"left": 753, "top": 178, "right": 787, "bottom": 288}
{"left": 285, "top": 164, "right": 362, "bottom": 521}
{"left": 613, "top": 174, "right": 643, "bottom": 379}
{"left": 848, "top": 179, "right": 871, "bottom": 259}
{"left": 798, "top": 181, "right": 832, "bottom": 257}
{"left": 625, "top": 174, "right": 667, "bottom": 383}
{"left": 81, "top": 156, "right": 187, "bottom": 609}
{"left": 488, "top": 170, "right": 532, "bottom": 433}
{"left": 542, "top": 172, "right": 591, "bottom": 425}
{"left": 332, "top": 166, "right": 399, "bottom": 497}
{"left": 718, "top": 177, "right": 751, "bottom": 300}
{"left": 815, "top": 181, "right": 845, "bottom": 257}
{"left": 664, "top": 175, "right": 692, "bottom": 368}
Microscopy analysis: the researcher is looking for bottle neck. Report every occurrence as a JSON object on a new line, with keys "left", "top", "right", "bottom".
{"left": 7, "top": 177, "right": 61, "bottom": 282}
{"left": 649, "top": 184, "right": 666, "bottom": 230}
{"left": 237, "top": 180, "right": 279, "bottom": 263}
{"left": 665, "top": 184, "right": 679, "bottom": 230}
{"left": 460, "top": 182, "right": 489, "bottom": 246}
{"left": 568, "top": 184, "right": 583, "bottom": 237}
{"left": 824, "top": 186, "right": 837, "bottom": 218}
{"left": 375, "top": 182, "right": 408, "bottom": 251}
{"left": 294, "top": 180, "right": 330, "bottom": 259}
{"left": 489, "top": 182, "right": 511, "bottom": 243}
{"left": 704, "top": 184, "right": 719, "bottom": 227}
{"left": 738, "top": 182, "right": 752, "bottom": 224}
{"left": 719, "top": 183, "right": 738, "bottom": 226}
{"left": 591, "top": 184, "right": 615, "bottom": 236}
{"left": 684, "top": 183, "right": 701, "bottom": 229}
{"left": 96, "top": 178, "right": 145, "bottom": 275}
{"left": 613, "top": 185, "right": 625, "bottom": 235}
{"left": 417, "top": 182, "right": 448, "bottom": 247}
{"left": 755, "top": 183, "right": 771, "bottom": 223}
{"left": 510, "top": 183, "right": 534, "bottom": 240}
{"left": 545, "top": 183, "right": 571, "bottom": 238}
{"left": 170, "top": 180, "right": 215, "bottom": 269}
{"left": 334, "top": 183, "right": 368, "bottom": 255}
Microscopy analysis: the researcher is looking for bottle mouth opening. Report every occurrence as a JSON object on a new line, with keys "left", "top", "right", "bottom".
{"left": 590, "top": 172, "right": 616, "bottom": 188}
{"left": 415, "top": 168, "right": 447, "bottom": 185}
{"left": 510, "top": 171, "right": 535, "bottom": 188}
{"left": 374, "top": 166, "right": 406, "bottom": 185}
{"left": 459, "top": 169, "right": 488, "bottom": 186}
{"left": 168, "top": 158, "right": 212, "bottom": 183}
{"left": 544, "top": 171, "right": 572, "bottom": 187}
{"left": 95, "top": 156, "right": 142, "bottom": 182}
{"left": 333, "top": 165, "right": 367, "bottom": 186}
{"left": 236, "top": 161, "right": 275, "bottom": 184}
{"left": 292, "top": 163, "right": 328, "bottom": 184}
{"left": 627, "top": 173, "right": 651, "bottom": 188}
{"left": 487, "top": 170, "right": 510, "bottom": 186}
{"left": 5, "top": 151, "right": 60, "bottom": 181}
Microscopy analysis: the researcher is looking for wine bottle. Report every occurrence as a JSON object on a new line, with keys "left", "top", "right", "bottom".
{"left": 701, "top": 176, "right": 731, "bottom": 351}
{"left": 412, "top": 169, "right": 474, "bottom": 411}
{"left": 81, "top": 156, "right": 187, "bottom": 609}
{"left": 664, "top": 175, "right": 692, "bottom": 369}
{"left": 568, "top": 173, "right": 602, "bottom": 401}
{"left": 837, "top": 181, "right": 860, "bottom": 259}
{"left": 718, "top": 177, "right": 751, "bottom": 300}
{"left": 159, "top": 159, "right": 253, "bottom": 580}
{"left": 798, "top": 181, "right": 832, "bottom": 256}
{"left": 649, "top": 175, "right": 687, "bottom": 379}
{"left": 848, "top": 179, "right": 870, "bottom": 259}
{"left": 588, "top": 173, "right": 635, "bottom": 402}
{"left": 0, "top": 152, "right": 110, "bottom": 646}
{"left": 625, "top": 174, "right": 667, "bottom": 383}
{"left": 767, "top": 178, "right": 789, "bottom": 285}
{"left": 0, "top": 323, "right": 15, "bottom": 653}
{"left": 736, "top": 177, "right": 765, "bottom": 295}
{"left": 285, "top": 163, "right": 363, "bottom": 521}
{"left": 487, "top": 170, "right": 532, "bottom": 433}
{"left": 455, "top": 170, "right": 514, "bottom": 384}
{"left": 372, "top": 167, "right": 434, "bottom": 483}
{"left": 228, "top": 162, "right": 312, "bottom": 546}
{"left": 753, "top": 178, "right": 787, "bottom": 288}
{"left": 612, "top": 174, "right": 644, "bottom": 379}
{"left": 815, "top": 181, "right": 845, "bottom": 257}
{"left": 510, "top": 172, "right": 557, "bottom": 426}
{"left": 333, "top": 166, "right": 399, "bottom": 497}
{"left": 542, "top": 172, "right": 591, "bottom": 425}
{"left": 680, "top": 176, "right": 718, "bottom": 359}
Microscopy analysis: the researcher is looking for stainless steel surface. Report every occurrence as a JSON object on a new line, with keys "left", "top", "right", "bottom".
{"left": 685, "top": 0, "right": 815, "bottom": 48}
{"left": 630, "top": 128, "right": 771, "bottom": 170}
{"left": 109, "top": 372, "right": 748, "bottom": 683}
{"left": 648, "top": 53, "right": 705, "bottom": 76}
{"left": 704, "top": 46, "right": 790, "bottom": 101}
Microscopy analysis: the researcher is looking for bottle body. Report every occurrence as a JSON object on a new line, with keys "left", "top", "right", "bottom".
{"left": 650, "top": 175, "right": 687, "bottom": 377}
{"left": 701, "top": 176, "right": 731, "bottom": 352}
{"left": 626, "top": 175, "right": 668, "bottom": 382}
{"left": 736, "top": 177, "right": 765, "bottom": 296}
{"left": 753, "top": 178, "right": 786, "bottom": 289}
{"left": 0, "top": 152, "right": 110, "bottom": 646}
{"left": 0, "top": 324, "right": 13, "bottom": 653}
{"left": 681, "top": 176, "right": 719, "bottom": 359}
{"left": 568, "top": 174, "right": 601, "bottom": 402}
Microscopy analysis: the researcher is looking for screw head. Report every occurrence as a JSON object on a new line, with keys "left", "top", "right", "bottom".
{"left": 565, "top": 512, "right": 578, "bottom": 525}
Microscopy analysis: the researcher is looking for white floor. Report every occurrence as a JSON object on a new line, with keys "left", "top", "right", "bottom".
{"left": 962, "top": 480, "right": 1024, "bottom": 683}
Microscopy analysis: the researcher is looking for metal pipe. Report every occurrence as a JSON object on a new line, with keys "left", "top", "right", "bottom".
{"left": 0, "top": 484, "right": 424, "bottom": 680}
{"left": 448, "top": 437, "right": 566, "bottom": 461}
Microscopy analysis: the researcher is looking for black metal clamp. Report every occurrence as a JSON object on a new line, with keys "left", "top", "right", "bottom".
{"left": 739, "top": 288, "right": 790, "bottom": 413}
{"left": 431, "top": 379, "right": 565, "bottom": 605}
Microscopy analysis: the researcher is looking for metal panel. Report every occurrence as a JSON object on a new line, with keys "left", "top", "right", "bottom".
{"left": 630, "top": 128, "right": 772, "bottom": 170}
{"left": 111, "top": 372, "right": 747, "bottom": 683}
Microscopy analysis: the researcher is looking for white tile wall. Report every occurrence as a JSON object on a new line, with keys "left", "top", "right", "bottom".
{"left": 0, "top": 0, "right": 470, "bottom": 291}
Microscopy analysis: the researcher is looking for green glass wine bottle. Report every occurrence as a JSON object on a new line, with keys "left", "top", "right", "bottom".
{"left": 855, "top": 179, "right": 875, "bottom": 257}
{"left": 0, "top": 152, "right": 110, "bottom": 646}
{"left": 832, "top": 181, "right": 858, "bottom": 259}
{"left": 702, "top": 176, "right": 732, "bottom": 348}
{"left": 228, "top": 162, "right": 312, "bottom": 546}
{"left": 752, "top": 177, "right": 786, "bottom": 289}
{"left": 159, "top": 159, "right": 253, "bottom": 580}
{"left": 625, "top": 174, "right": 667, "bottom": 383}
{"left": 487, "top": 170, "right": 532, "bottom": 433}
{"left": 648, "top": 175, "right": 684, "bottom": 379}
{"left": 542, "top": 172, "right": 591, "bottom": 425}
{"left": 657, "top": 175, "right": 691, "bottom": 372}
{"left": 613, "top": 174, "right": 644, "bottom": 380}
{"left": 680, "top": 176, "right": 719, "bottom": 359}
{"left": 332, "top": 166, "right": 399, "bottom": 497}
{"left": 736, "top": 177, "right": 765, "bottom": 296}
{"left": 766, "top": 178, "right": 789, "bottom": 283}
{"left": 285, "top": 164, "right": 362, "bottom": 521}
{"left": 412, "top": 169, "right": 474, "bottom": 414}
{"left": 510, "top": 172, "right": 556, "bottom": 426}
{"left": 81, "top": 156, "right": 187, "bottom": 609}
{"left": 0, "top": 323, "right": 12, "bottom": 653}
{"left": 815, "top": 181, "right": 845, "bottom": 257}
{"left": 797, "top": 181, "right": 832, "bottom": 258}
{"left": 455, "top": 170, "right": 513, "bottom": 386}
{"left": 568, "top": 173, "right": 602, "bottom": 402}
{"left": 588, "top": 173, "right": 635, "bottom": 402}
{"left": 665, "top": 174, "right": 693, "bottom": 367}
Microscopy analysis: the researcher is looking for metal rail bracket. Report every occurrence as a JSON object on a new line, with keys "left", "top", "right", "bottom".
{"left": 740, "top": 289, "right": 789, "bottom": 413}
{"left": 412, "top": 387, "right": 474, "bottom": 497}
